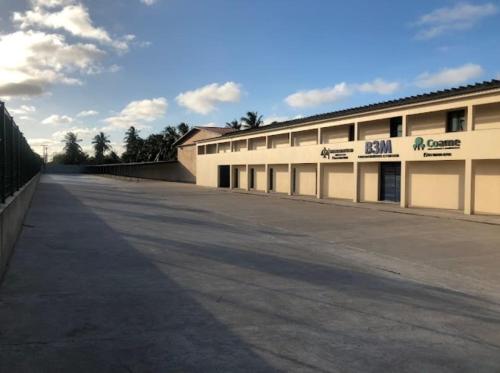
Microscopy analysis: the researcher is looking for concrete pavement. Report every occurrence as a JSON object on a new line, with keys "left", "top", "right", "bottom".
{"left": 1, "top": 174, "right": 500, "bottom": 372}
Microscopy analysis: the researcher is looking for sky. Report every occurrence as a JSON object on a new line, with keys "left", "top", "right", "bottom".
{"left": 1, "top": 0, "right": 499, "bottom": 158}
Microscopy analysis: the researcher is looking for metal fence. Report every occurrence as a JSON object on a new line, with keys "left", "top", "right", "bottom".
{"left": 0, "top": 102, "right": 42, "bottom": 204}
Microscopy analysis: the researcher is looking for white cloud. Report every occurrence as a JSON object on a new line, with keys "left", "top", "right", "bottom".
{"left": 9, "top": 105, "right": 36, "bottom": 115}
{"left": 77, "top": 109, "right": 98, "bottom": 117}
{"left": 176, "top": 82, "right": 241, "bottom": 115}
{"left": 32, "top": 0, "right": 76, "bottom": 8}
{"left": 51, "top": 126, "right": 98, "bottom": 140}
{"left": 415, "top": 3, "right": 498, "bottom": 39}
{"left": 141, "top": 0, "right": 158, "bottom": 5}
{"left": 42, "top": 114, "right": 74, "bottom": 125}
{"left": 13, "top": 4, "right": 111, "bottom": 43}
{"left": 285, "top": 83, "right": 352, "bottom": 108}
{"left": 0, "top": 30, "right": 104, "bottom": 97}
{"left": 496, "top": 73, "right": 500, "bottom": 80}
{"left": 103, "top": 97, "right": 167, "bottom": 130}
{"left": 356, "top": 79, "right": 400, "bottom": 94}
{"left": 415, "top": 63, "right": 483, "bottom": 88}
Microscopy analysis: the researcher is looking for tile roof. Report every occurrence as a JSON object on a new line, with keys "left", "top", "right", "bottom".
{"left": 174, "top": 126, "right": 236, "bottom": 146}
{"left": 214, "top": 80, "right": 500, "bottom": 139}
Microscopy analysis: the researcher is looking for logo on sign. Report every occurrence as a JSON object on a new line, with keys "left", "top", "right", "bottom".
{"left": 413, "top": 137, "right": 461, "bottom": 151}
{"left": 413, "top": 137, "right": 425, "bottom": 150}
{"left": 365, "top": 140, "right": 392, "bottom": 154}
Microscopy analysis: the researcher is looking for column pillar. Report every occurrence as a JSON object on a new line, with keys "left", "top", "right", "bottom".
{"left": 400, "top": 161, "right": 407, "bottom": 208}
{"left": 464, "top": 159, "right": 473, "bottom": 215}
{"left": 353, "top": 162, "right": 359, "bottom": 202}
{"left": 354, "top": 122, "right": 359, "bottom": 141}
{"left": 316, "top": 163, "right": 321, "bottom": 199}
{"left": 317, "top": 128, "right": 321, "bottom": 145}
{"left": 289, "top": 132, "right": 294, "bottom": 147}
{"left": 467, "top": 104, "right": 474, "bottom": 131}
{"left": 246, "top": 164, "right": 250, "bottom": 191}
{"left": 402, "top": 115, "right": 407, "bottom": 137}
{"left": 288, "top": 163, "right": 293, "bottom": 195}
{"left": 229, "top": 165, "right": 234, "bottom": 189}
{"left": 264, "top": 164, "right": 269, "bottom": 193}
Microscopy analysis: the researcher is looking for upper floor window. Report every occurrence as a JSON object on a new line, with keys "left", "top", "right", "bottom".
{"left": 390, "top": 117, "right": 402, "bottom": 137}
{"left": 447, "top": 110, "right": 466, "bottom": 132}
{"left": 348, "top": 124, "right": 355, "bottom": 141}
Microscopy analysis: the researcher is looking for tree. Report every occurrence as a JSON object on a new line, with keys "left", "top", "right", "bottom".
{"left": 177, "top": 122, "right": 190, "bottom": 136}
{"left": 122, "top": 126, "right": 142, "bottom": 163}
{"left": 62, "top": 132, "right": 87, "bottom": 164}
{"left": 154, "top": 126, "right": 181, "bottom": 161}
{"left": 240, "top": 111, "right": 263, "bottom": 129}
{"left": 92, "top": 132, "right": 111, "bottom": 164}
{"left": 103, "top": 151, "right": 121, "bottom": 164}
{"left": 225, "top": 119, "right": 241, "bottom": 130}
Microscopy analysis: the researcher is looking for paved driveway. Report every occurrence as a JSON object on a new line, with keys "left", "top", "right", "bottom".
{"left": 1, "top": 174, "right": 500, "bottom": 372}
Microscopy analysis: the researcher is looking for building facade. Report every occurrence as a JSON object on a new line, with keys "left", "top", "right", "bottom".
{"left": 174, "top": 126, "right": 235, "bottom": 181}
{"left": 196, "top": 81, "right": 500, "bottom": 215}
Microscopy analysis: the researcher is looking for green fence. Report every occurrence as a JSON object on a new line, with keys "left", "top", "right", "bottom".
{"left": 0, "top": 102, "right": 42, "bottom": 204}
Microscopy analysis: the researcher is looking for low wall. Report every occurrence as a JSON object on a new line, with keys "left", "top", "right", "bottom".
{"left": 0, "top": 173, "right": 40, "bottom": 283}
{"left": 86, "top": 160, "right": 195, "bottom": 183}
{"left": 44, "top": 164, "right": 87, "bottom": 174}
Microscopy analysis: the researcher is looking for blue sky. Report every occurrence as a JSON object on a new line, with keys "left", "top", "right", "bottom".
{"left": 1, "top": 0, "right": 499, "bottom": 157}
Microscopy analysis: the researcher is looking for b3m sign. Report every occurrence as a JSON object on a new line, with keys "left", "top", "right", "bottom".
{"left": 365, "top": 140, "right": 392, "bottom": 154}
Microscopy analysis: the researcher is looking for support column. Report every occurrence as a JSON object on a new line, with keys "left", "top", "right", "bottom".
{"left": 288, "top": 163, "right": 293, "bottom": 195}
{"left": 289, "top": 132, "right": 294, "bottom": 147}
{"left": 317, "top": 128, "right": 321, "bottom": 145}
{"left": 400, "top": 161, "right": 407, "bottom": 208}
{"left": 353, "top": 162, "right": 359, "bottom": 202}
{"left": 246, "top": 164, "right": 250, "bottom": 191}
{"left": 229, "top": 165, "right": 234, "bottom": 189}
{"left": 264, "top": 164, "right": 269, "bottom": 193}
{"left": 402, "top": 115, "right": 407, "bottom": 137}
{"left": 316, "top": 163, "right": 321, "bottom": 199}
{"left": 467, "top": 104, "right": 474, "bottom": 131}
{"left": 464, "top": 159, "right": 473, "bottom": 215}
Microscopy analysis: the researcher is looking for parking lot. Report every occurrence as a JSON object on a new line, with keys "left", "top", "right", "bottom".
{"left": 1, "top": 174, "right": 500, "bottom": 372}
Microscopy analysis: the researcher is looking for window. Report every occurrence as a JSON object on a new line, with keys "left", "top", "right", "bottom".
{"left": 390, "top": 117, "right": 403, "bottom": 137}
{"left": 447, "top": 110, "right": 466, "bottom": 132}
{"left": 348, "top": 124, "right": 355, "bottom": 141}
{"left": 250, "top": 168, "right": 255, "bottom": 189}
{"left": 269, "top": 168, "right": 274, "bottom": 191}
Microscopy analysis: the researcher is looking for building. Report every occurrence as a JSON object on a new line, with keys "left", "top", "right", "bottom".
{"left": 174, "top": 126, "right": 235, "bottom": 181}
{"left": 195, "top": 80, "right": 500, "bottom": 216}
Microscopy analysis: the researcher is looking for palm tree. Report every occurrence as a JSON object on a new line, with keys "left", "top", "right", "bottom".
{"left": 63, "top": 132, "right": 87, "bottom": 164}
{"left": 240, "top": 111, "right": 263, "bottom": 129}
{"left": 92, "top": 132, "right": 111, "bottom": 164}
{"left": 123, "top": 126, "right": 142, "bottom": 162}
{"left": 225, "top": 119, "right": 241, "bottom": 130}
{"left": 177, "top": 122, "right": 190, "bottom": 136}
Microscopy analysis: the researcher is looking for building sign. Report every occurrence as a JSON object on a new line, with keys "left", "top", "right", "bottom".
{"left": 358, "top": 140, "right": 399, "bottom": 159}
{"left": 413, "top": 137, "right": 461, "bottom": 157}
{"left": 321, "top": 147, "right": 353, "bottom": 160}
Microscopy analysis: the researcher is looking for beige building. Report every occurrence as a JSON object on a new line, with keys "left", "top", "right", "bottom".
{"left": 174, "top": 126, "right": 235, "bottom": 180}
{"left": 195, "top": 80, "right": 500, "bottom": 215}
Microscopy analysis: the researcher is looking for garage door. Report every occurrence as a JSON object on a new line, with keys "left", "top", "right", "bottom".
{"left": 293, "top": 164, "right": 316, "bottom": 196}
{"left": 322, "top": 163, "right": 353, "bottom": 199}
{"left": 249, "top": 165, "right": 266, "bottom": 192}
{"left": 474, "top": 160, "right": 500, "bottom": 215}
{"left": 269, "top": 164, "right": 289, "bottom": 194}
{"left": 408, "top": 161, "right": 464, "bottom": 210}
